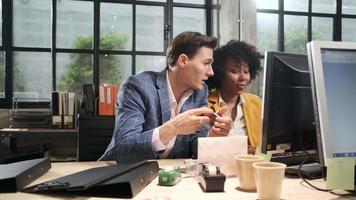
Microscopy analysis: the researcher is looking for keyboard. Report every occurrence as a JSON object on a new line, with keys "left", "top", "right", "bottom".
{"left": 270, "top": 152, "right": 318, "bottom": 166}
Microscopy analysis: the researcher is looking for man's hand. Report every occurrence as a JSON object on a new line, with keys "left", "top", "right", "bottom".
{"left": 159, "top": 107, "right": 213, "bottom": 145}
{"left": 208, "top": 106, "right": 232, "bottom": 137}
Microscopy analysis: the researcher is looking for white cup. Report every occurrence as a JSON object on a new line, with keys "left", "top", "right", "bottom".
{"left": 234, "top": 154, "right": 265, "bottom": 191}
{"left": 253, "top": 162, "right": 286, "bottom": 200}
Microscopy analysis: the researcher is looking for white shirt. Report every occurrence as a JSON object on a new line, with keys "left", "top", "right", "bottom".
{"left": 219, "top": 93, "right": 247, "bottom": 136}
{"left": 151, "top": 71, "right": 193, "bottom": 158}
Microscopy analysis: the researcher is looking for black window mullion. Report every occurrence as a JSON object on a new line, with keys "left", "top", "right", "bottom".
{"left": 132, "top": 2, "right": 136, "bottom": 75}
{"left": 206, "top": 0, "right": 212, "bottom": 36}
{"left": 334, "top": 0, "right": 342, "bottom": 41}
{"left": 164, "top": 4, "right": 169, "bottom": 51}
{"left": 278, "top": 0, "right": 284, "bottom": 52}
{"left": 52, "top": 0, "right": 57, "bottom": 91}
{"left": 168, "top": 0, "right": 173, "bottom": 46}
{"left": 171, "top": 2, "right": 205, "bottom": 8}
{"left": 94, "top": 0, "right": 100, "bottom": 97}
{"left": 307, "top": 0, "right": 311, "bottom": 42}
{"left": 1, "top": 0, "right": 12, "bottom": 107}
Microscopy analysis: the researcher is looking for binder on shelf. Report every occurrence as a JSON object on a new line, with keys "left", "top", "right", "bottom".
{"left": 23, "top": 160, "right": 159, "bottom": 198}
{"left": 112, "top": 85, "right": 119, "bottom": 115}
{"left": 106, "top": 86, "right": 113, "bottom": 116}
{"left": 98, "top": 84, "right": 119, "bottom": 116}
{"left": 0, "top": 158, "right": 51, "bottom": 193}
{"left": 10, "top": 97, "right": 51, "bottom": 129}
{"left": 51, "top": 91, "right": 76, "bottom": 129}
{"left": 52, "top": 91, "right": 59, "bottom": 115}
{"left": 83, "top": 84, "right": 95, "bottom": 115}
{"left": 98, "top": 86, "right": 107, "bottom": 116}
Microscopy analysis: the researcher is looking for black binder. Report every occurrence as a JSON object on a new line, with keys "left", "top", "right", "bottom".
{"left": 0, "top": 158, "right": 51, "bottom": 192}
{"left": 23, "top": 160, "right": 159, "bottom": 198}
{"left": 83, "top": 84, "right": 95, "bottom": 115}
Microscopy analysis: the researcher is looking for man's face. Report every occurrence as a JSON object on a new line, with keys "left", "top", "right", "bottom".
{"left": 183, "top": 47, "right": 214, "bottom": 90}
{"left": 220, "top": 58, "right": 251, "bottom": 96}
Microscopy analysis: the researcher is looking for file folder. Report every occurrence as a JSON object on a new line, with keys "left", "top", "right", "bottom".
{"left": 23, "top": 160, "right": 159, "bottom": 198}
{"left": 0, "top": 158, "right": 51, "bottom": 192}
{"left": 98, "top": 85, "right": 106, "bottom": 116}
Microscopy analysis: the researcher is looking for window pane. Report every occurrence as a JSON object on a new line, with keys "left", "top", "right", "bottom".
{"left": 99, "top": 54, "right": 131, "bottom": 86}
{"left": 212, "top": 8, "right": 218, "bottom": 38}
{"left": 342, "top": 0, "right": 356, "bottom": 15}
{"left": 284, "top": 15, "right": 308, "bottom": 54}
{"left": 100, "top": 3, "right": 132, "bottom": 51}
{"left": 246, "top": 72, "right": 263, "bottom": 97}
{"left": 0, "top": 52, "right": 4, "bottom": 98}
{"left": 256, "top": 0, "right": 278, "bottom": 10}
{"left": 14, "top": 52, "right": 52, "bottom": 99}
{"left": 136, "top": 5, "right": 164, "bottom": 52}
{"left": 173, "top": 7, "right": 206, "bottom": 37}
{"left": 173, "top": 0, "right": 204, "bottom": 4}
{"left": 257, "top": 13, "right": 278, "bottom": 53}
{"left": 57, "top": 0, "right": 93, "bottom": 49}
{"left": 312, "top": 0, "right": 336, "bottom": 14}
{"left": 312, "top": 17, "right": 333, "bottom": 41}
{"left": 342, "top": 19, "right": 356, "bottom": 42}
{"left": 13, "top": 0, "right": 51, "bottom": 47}
{"left": 135, "top": 55, "right": 166, "bottom": 74}
{"left": 284, "top": 0, "right": 308, "bottom": 12}
{"left": 56, "top": 53, "right": 93, "bottom": 97}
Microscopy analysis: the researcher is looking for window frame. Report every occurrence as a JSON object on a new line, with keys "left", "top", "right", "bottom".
{"left": 256, "top": 0, "right": 356, "bottom": 53}
{"left": 0, "top": 0, "right": 212, "bottom": 108}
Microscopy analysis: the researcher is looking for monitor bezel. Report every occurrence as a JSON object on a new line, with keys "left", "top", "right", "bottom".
{"left": 261, "top": 51, "right": 314, "bottom": 155}
{"left": 307, "top": 41, "right": 356, "bottom": 167}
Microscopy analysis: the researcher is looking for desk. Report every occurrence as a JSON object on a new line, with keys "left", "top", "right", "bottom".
{"left": 0, "top": 160, "right": 355, "bottom": 200}
{"left": 0, "top": 128, "right": 78, "bottom": 161}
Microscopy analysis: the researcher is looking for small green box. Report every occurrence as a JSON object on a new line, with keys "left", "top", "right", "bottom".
{"left": 158, "top": 166, "right": 182, "bottom": 186}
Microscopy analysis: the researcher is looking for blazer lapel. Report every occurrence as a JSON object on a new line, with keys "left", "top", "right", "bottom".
{"left": 156, "top": 70, "right": 171, "bottom": 123}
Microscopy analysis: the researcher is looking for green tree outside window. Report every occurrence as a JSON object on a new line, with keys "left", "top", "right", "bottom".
{"left": 58, "top": 33, "right": 128, "bottom": 96}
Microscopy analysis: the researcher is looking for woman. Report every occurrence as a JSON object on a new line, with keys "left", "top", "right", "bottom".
{"left": 207, "top": 40, "right": 262, "bottom": 153}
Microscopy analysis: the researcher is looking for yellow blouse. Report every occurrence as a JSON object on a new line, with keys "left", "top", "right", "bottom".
{"left": 208, "top": 90, "right": 262, "bottom": 147}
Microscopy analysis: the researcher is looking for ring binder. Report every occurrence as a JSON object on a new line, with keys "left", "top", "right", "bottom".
{"left": 34, "top": 181, "right": 71, "bottom": 191}
{"left": 0, "top": 158, "right": 51, "bottom": 192}
{"left": 23, "top": 160, "right": 159, "bottom": 198}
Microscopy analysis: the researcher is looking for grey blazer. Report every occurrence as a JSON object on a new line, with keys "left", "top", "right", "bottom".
{"left": 99, "top": 70, "right": 209, "bottom": 163}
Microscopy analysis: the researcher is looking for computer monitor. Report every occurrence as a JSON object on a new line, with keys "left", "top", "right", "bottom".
{"left": 307, "top": 41, "right": 356, "bottom": 168}
{"left": 261, "top": 51, "right": 318, "bottom": 164}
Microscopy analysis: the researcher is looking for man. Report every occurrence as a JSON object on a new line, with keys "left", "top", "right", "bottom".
{"left": 100, "top": 32, "right": 231, "bottom": 163}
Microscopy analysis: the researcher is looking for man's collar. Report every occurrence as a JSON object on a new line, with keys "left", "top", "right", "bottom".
{"left": 166, "top": 70, "right": 193, "bottom": 105}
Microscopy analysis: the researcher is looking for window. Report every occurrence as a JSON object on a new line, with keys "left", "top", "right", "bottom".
{"left": 256, "top": 0, "right": 356, "bottom": 55}
{"left": 0, "top": 0, "right": 211, "bottom": 107}
{"left": 254, "top": 0, "right": 356, "bottom": 96}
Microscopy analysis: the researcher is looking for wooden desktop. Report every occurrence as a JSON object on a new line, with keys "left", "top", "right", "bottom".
{"left": 0, "top": 159, "right": 354, "bottom": 200}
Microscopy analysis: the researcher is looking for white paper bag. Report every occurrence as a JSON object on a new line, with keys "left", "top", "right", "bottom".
{"left": 198, "top": 136, "right": 247, "bottom": 177}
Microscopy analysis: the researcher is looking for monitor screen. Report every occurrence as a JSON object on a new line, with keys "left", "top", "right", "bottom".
{"left": 307, "top": 41, "right": 356, "bottom": 167}
{"left": 261, "top": 51, "right": 318, "bottom": 158}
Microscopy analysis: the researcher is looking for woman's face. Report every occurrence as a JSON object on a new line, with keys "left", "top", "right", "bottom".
{"left": 220, "top": 58, "right": 251, "bottom": 96}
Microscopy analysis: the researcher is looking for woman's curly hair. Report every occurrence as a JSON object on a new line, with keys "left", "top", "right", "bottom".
{"left": 207, "top": 40, "right": 262, "bottom": 90}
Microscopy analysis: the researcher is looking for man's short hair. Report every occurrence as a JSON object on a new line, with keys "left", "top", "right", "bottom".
{"left": 166, "top": 31, "right": 217, "bottom": 67}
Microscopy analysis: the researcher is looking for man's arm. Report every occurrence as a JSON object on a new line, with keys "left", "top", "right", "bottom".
{"left": 190, "top": 85, "right": 211, "bottom": 157}
{"left": 107, "top": 76, "right": 159, "bottom": 163}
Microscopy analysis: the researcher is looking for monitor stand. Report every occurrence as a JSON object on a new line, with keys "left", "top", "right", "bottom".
{"left": 285, "top": 163, "right": 322, "bottom": 180}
